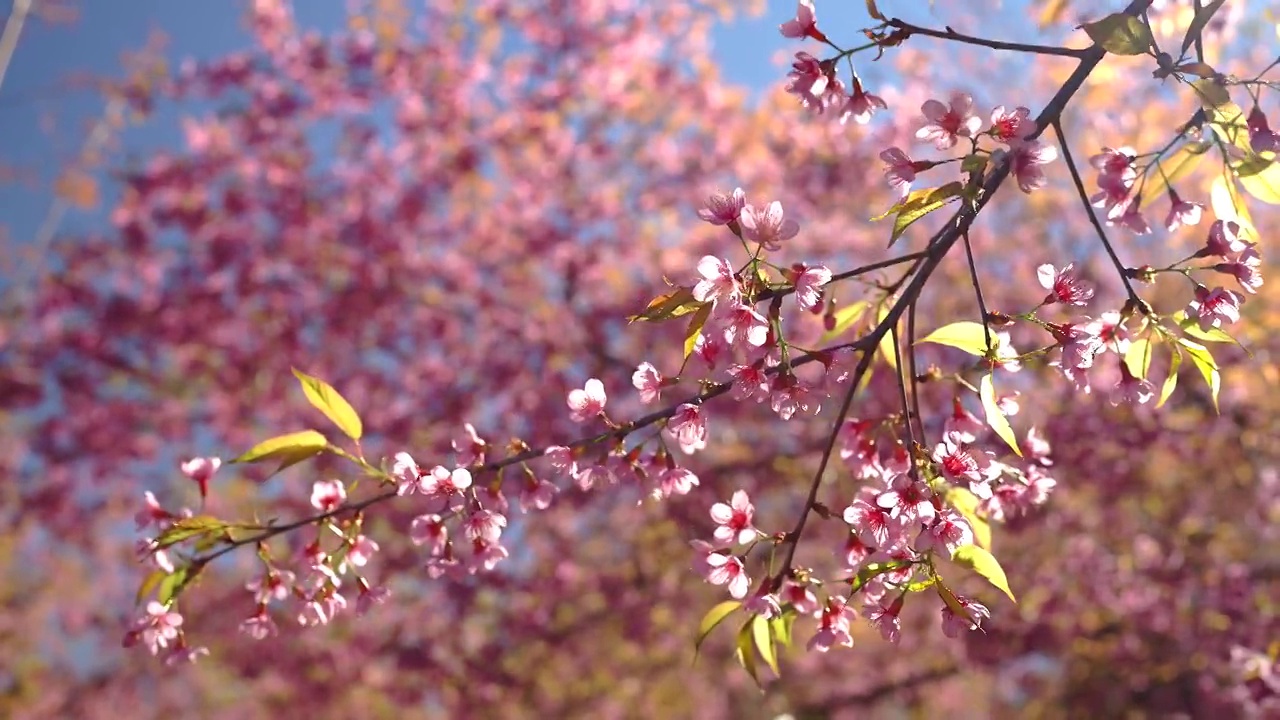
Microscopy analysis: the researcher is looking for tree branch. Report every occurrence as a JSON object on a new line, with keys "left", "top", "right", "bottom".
{"left": 887, "top": 18, "right": 1086, "bottom": 58}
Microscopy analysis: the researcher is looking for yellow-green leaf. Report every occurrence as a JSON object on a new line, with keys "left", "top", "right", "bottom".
{"left": 1123, "top": 337, "right": 1153, "bottom": 380}
{"left": 1178, "top": 338, "right": 1221, "bottom": 412}
{"left": 935, "top": 579, "right": 970, "bottom": 617}
{"left": 751, "top": 614, "right": 780, "bottom": 676}
{"left": 156, "top": 567, "right": 192, "bottom": 606}
{"left": 872, "top": 183, "right": 963, "bottom": 247}
{"left": 820, "top": 300, "right": 869, "bottom": 343}
{"left": 155, "top": 515, "right": 227, "bottom": 549}
{"left": 1140, "top": 142, "right": 1210, "bottom": 209}
{"left": 1182, "top": 0, "right": 1228, "bottom": 57}
{"left": 136, "top": 569, "right": 167, "bottom": 605}
{"left": 683, "top": 302, "right": 713, "bottom": 361}
{"left": 769, "top": 612, "right": 794, "bottom": 649}
{"left": 694, "top": 600, "right": 740, "bottom": 656}
{"left": 1080, "top": 12, "right": 1152, "bottom": 55}
{"left": 231, "top": 430, "right": 329, "bottom": 474}
{"left": 917, "top": 320, "right": 992, "bottom": 356}
{"left": 946, "top": 487, "right": 992, "bottom": 549}
{"left": 734, "top": 621, "right": 763, "bottom": 689}
{"left": 293, "top": 368, "right": 363, "bottom": 441}
{"left": 1158, "top": 347, "right": 1181, "bottom": 408}
{"left": 951, "top": 545, "right": 1016, "bottom": 603}
{"left": 628, "top": 287, "right": 703, "bottom": 322}
{"left": 1210, "top": 171, "right": 1256, "bottom": 237}
{"left": 1191, "top": 78, "right": 1231, "bottom": 109}
{"left": 980, "top": 374, "right": 1021, "bottom": 457}
{"left": 1237, "top": 159, "right": 1280, "bottom": 205}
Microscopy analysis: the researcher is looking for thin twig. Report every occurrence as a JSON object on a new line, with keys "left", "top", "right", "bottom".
{"left": 961, "top": 231, "right": 993, "bottom": 353}
{"left": 754, "top": 250, "right": 928, "bottom": 303}
{"left": 1051, "top": 118, "right": 1149, "bottom": 313}
{"left": 889, "top": 321, "right": 918, "bottom": 477}
{"left": 887, "top": 18, "right": 1086, "bottom": 58}
{"left": 906, "top": 298, "right": 926, "bottom": 448}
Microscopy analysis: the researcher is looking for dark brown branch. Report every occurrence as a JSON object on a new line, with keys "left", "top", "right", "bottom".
{"left": 887, "top": 18, "right": 1086, "bottom": 58}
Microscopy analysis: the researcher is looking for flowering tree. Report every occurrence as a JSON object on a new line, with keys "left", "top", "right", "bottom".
{"left": 2, "top": 0, "right": 1278, "bottom": 716}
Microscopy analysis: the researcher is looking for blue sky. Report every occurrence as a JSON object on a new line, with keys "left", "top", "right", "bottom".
{"left": 0, "top": 0, "right": 1039, "bottom": 259}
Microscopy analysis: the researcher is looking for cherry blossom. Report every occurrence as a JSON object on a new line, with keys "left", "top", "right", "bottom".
{"left": 940, "top": 596, "right": 991, "bottom": 637}
{"left": 667, "top": 403, "right": 708, "bottom": 454}
{"left": 716, "top": 302, "right": 770, "bottom": 348}
{"left": 654, "top": 467, "right": 699, "bottom": 499}
{"left": 700, "top": 551, "right": 750, "bottom": 599}
{"left": 865, "top": 597, "right": 903, "bottom": 644}
{"left": 808, "top": 597, "right": 856, "bottom": 652}
{"left": 880, "top": 146, "right": 918, "bottom": 198}
{"left": 1163, "top": 188, "right": 1203, "bottom": 232}
{"left": 180, "top": 457, "right": 221, "bottom": 501}
{"left": 451, "top": 423, "right": 487, "bottom": 467}
{"left": 915, "top": 91, "right": 981, "bottom": 150}
{"left": 310, "top": 479, "right": 346, "bottom": 512}
{"left": 1198, "top": 220, "right": 1252, "bottom": 258}
{"left": 709, "top": 490, "right": 757, "bottom": 545}
{"left": 567, "top": 378, "right": 607, "bottom": 422}
{"left": 840, "top": 79, "right": 888, "bottom": 125}
{"left": 1214, "top": 252, "right": 1263, "bottom": 295}
{"left": 1008, "top": 139, "right": 1058, "bottom": 194}
{"left": 692, "top": 255, "right": 740, "bottom": 305}
{"left": 793, "top": 264, "right": 832, "bottom": 311}
{"left": 1037, "top": 263, "right": 1095, "bottom": 306}
{"left": 696, "top": 187, "right": 746, "bottom": 225}
{"left": 1187, "top": 285, "right": 1244, "bottom": 331}
{"left": 632, "top": 362, "right": 664, "bottom": 404}
{"left": 124, "top": 602, "right": 184, "bottom": 656}
{"left": 738, "top": 201, "right": 799, "bottom": 252}
{"left": 988, "top": 105, "right": 1035, "bottom": 144}
{"left": 844, "top": 496, "right": 892, "bottom": 548}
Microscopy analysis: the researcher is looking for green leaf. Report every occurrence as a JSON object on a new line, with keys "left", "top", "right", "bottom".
{"left": 292, "top": 368, "right": 363, "bottom": 441}
{"left": 905, "top": 576, "right": 938, "bottom": 592}
{"left": 1123, "top": 337, "right": 1153, "bottom": 380}
{"left": 694, "top": 600, "right": 740, "bottom": 657}
{"left": 1140, "top": 142, "right": 1210, "bottom": 209}
{"left": 136, "top": 569, "right": 167, "bottom": 605}
{"left": 156, "top": 567, "right": 191, "bottom": 606}
{"left": 1158, "top": 347, "right": 1181, "bottom": 408}
{"left": 1181, "top": 0, "right": 1228, "bottom": 57}
{"left": 849, "top": 559, "right": 913, "bottom": 592}
{"left": 751, "top": 614, "right": 780, "bottom": 676}
{"left": 1178, "top": 338, "right": 1221, "bottom": 412}
{"left": 154, "top": 515, "right": 227, "bottom": 549}
{"left": 769, "top": 612, "right": 795, "bottom": 649}
{"left": 734, "top": 621, "right": 763, "bottom": 689}
{"left": 951, "top": 545, "right": 1016, "bottom": 603}
{"left": 917, "top": 320, "right": 992, "bottom": 356}
{"left": 1237, "top": 159, "right": 1280, "bottom": 205}
{"left": 820, "top": 300, "right": 869, "bottom": 343}
{"left": 935, "top": 579, "right": 970, "bottom": 617}
{"left": 961, "top": 153, "right": 990, "bottom": 176}
{"left": 980, "top": 374, "right": 1022, "bottom": 457}
{"left": 231, "top": 430, "right": 329, "bottom": 473}
{"left": 1211, "top": 170, "right": 1257, "bottom": 237}
{"left": 683, "top": 302, "right": 713, "bottom": 361}
{"left": 946, "top": 487, "right": 992, "bottom": 549}
{"left": 1080, "top": 12, "right": 1153, "bottom": 55}
{"left": 1191, "top": 78, "right": 1231, "bottom": 110}
{"left": 627, "top": 287, "right": 704, "bottom": 323}
{"left": 872, "top": 182, "right": 963, "bottom": 247}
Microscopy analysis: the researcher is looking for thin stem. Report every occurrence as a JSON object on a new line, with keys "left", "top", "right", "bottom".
{"left": 754, "top": 250, "right": 928, "bottom": 303}
{"left": 1051, "top": 118, "right": 1150, "bottom": 314}
{"left": 961, "top": 231, "right": 994, "bottom": 354}
{"left": 889, "top": 322, "right": 918, "bottom": 477}
{"left": 906, "top": 298, "right": 926, "bottom": 448}
{"left": 886, "top": 18, "right": 1086, "bottom": 58}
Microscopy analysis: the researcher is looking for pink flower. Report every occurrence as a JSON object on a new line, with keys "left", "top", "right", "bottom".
{"left": 462, "top": 509, "right": 507, "bottom": 544}
{"left": 1009, "top": 139, "right": 1057, "bottom": 194}
{"left": 239, "top": 613, "right": 278, "bottom": 640}
{"left": 786, "top": 52, "right": 844, "bottom": 114}
{"left": 655, "top": 467, "right": 699, "bottom": 499}
{"left": 246, "top": 570, "right": 294, "bottom": 604}
{"left": 567, "top": 378, "right": 607, "bottom": 422}
{"left": 310, "top": 479, "right": 346, "bottom": 511}
{"left": 769, "top": 377, "right": 820, "bottom": 420}
{"left": 632, "top": 362, "right": 664, "bottom": 404}
{"left": 915, "top": 92, "right": 981, "bottom": 150}
{"left": 738, "top": 201, "right": 799, "bottom": 252}
{"left": 409, "top": 514, "right": 448, "bottom": 555}
{"left": 1090, "top": 146, "right": 1137, "bottom": 194}
{"left": 356, "top": 584, "right": 392, "bottom": 616}
{"left": 1108, "top": 196, "right": 1151, "bottom": 235}
{"left": 697, "top": 187, "right": 746, "bottom": 225}
{"left": 944, "top": 397, "right": 985, "bottom": 444}
{"left": 932, "top": 433, "right": 996, "bottom": 498}
{"left": 991, "top": 330, "right": 1022, "bottom": 372}
{"left": 667, "top": 403, "right": 708, "bottom": 454}
{"left": 808, "top": 597, "right": 856, "bottom": 652}
{"left": 1215, "top": 251, "right": 1263, "bottom": 295}
{"left": 841, "top": 533, "right": 873, "bottom": 569}
{"left": 346, "top": 534, "right": 380, "bottom": 567}
{"left": 1085, "top": 310, "right": 1130, "bottom": 355}
{"left": 451, "top": 423, "right": 487, "bottom": 466}
{"left": 988, "top": 105, "right": 1035, "bottom": 144}
{"left": 917, "top": 511, "right": 974, "bottom": 556}
{"left": 726, "top": 363, "right": 770, "bottom": 403}
{"left": 135, "top": 491, "right": 172, "bottom": 530}
{"left": 843, "top": 497, "right": 891, "bottom": 548}
{"left": 692, "top": 255, "right": 739, "bottom": 305}
{"left": 1199, "top": 220, "right": 1251, "bottom": 258}
{"left": 779, "top": 0, "right": 822, "bottom": 41}
{"left": 701, "top": 552, "right": 750, "bottom": 599}
{"left": 1111, "top": 367, "right": 1155, "bottom": 406}
{"left": 793, "top": 264, "right": 832, "bottom": 311}
{"left": 125, "top": 602, "right": 184, "bottom": 656}
{"left": 1037, "top": 263, "right": 1094, "bottom": 306}
{"left": 865, "top": 597, "right": 903, "bottom": 644}
{"left": 840, "top": 80, "right": 887, "bottom": 125}
{"left": 180, "top": 457, "right": 221, "bottom": 501}
{"left": 420, "top": 465, "right": 473, "bottom": 497}
{"left": 693, "top": 332, "right": 728, "bottom": 371}
{"left": 710, "top": 490, "right": 757, "bottom": 545}
{"left": 876, "top": 474, "right": 937, "bottom": 526}
{"left": 1248, "top": 105, "right": 1280, "bottom": 155}
{"left": 880, "top": 146, "right": 917, "bottom": 198}
{"left": 520, "top": 476, "right": 558, "bottom": 512}
{"left": 716, "top": 302, "right": 770, "bottom": 348}
{"left": 940, "top": 595, "right": 991, "bottom": 638}
{"left": 780, "top": 580, "right": 820, "bottom": 615}
{"left": 1164, "top": 189, "right": 1203, "bottom": 232}
{"left": 392, "top": 451, "right": 421, "bottom": 496}
{"left": 744, "top": 585, "right": 782, "bottom": 619}
{"left": 1187, "top": 285, "right": 1244, "bottom": 331}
